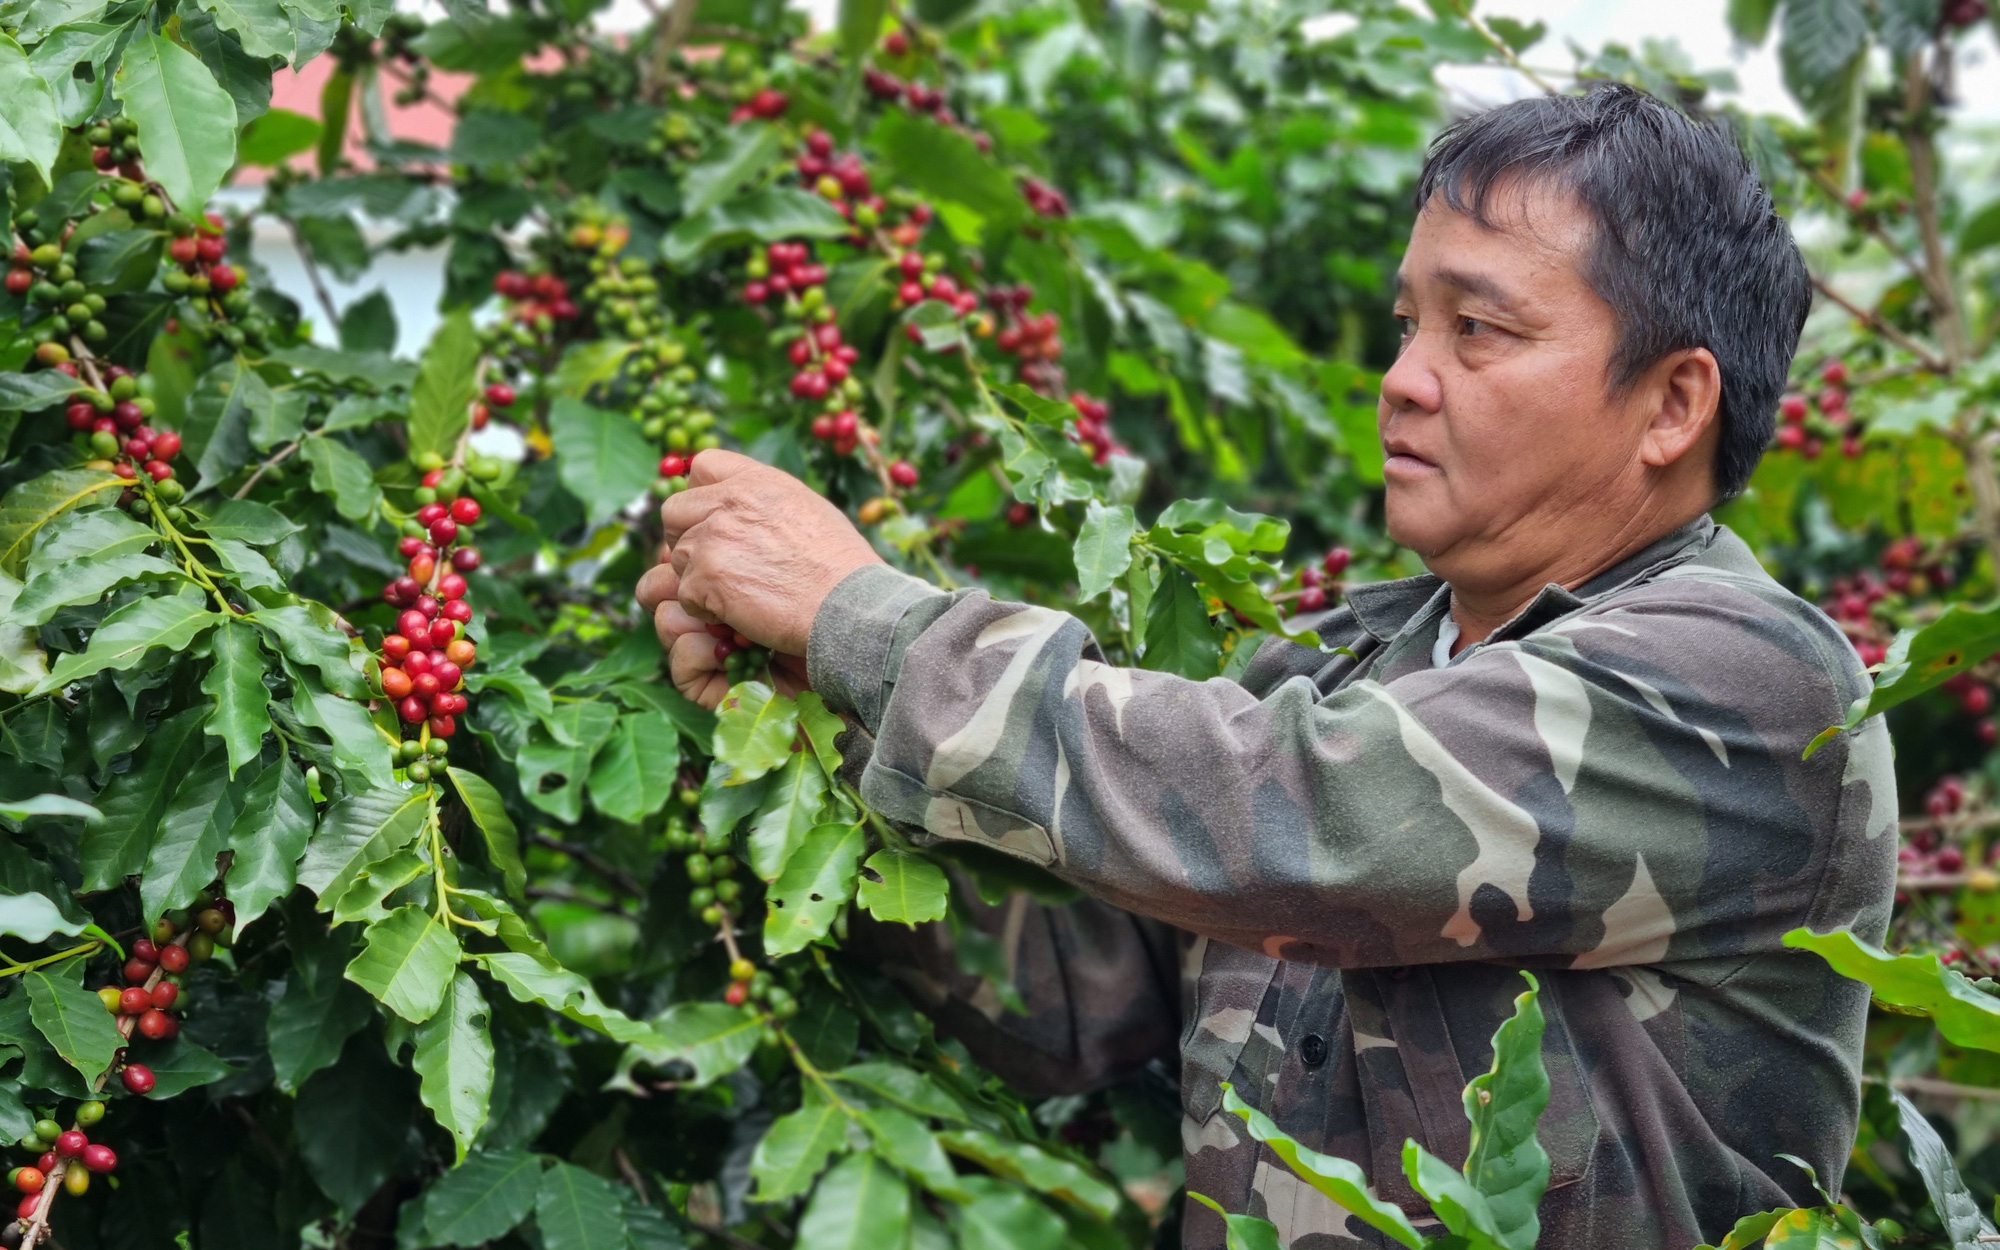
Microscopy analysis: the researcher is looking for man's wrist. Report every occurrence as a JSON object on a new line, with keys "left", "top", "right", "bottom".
{"left": 806, "top": 563, "right": 948, "bottom": 730}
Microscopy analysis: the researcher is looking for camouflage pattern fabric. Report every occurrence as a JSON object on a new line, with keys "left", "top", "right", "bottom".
{"left": 809, "top": 516, "right": 1898, "bottom": 1249}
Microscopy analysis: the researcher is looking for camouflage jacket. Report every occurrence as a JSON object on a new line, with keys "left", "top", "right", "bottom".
{"left": 810, "top": 516, "right": 1898, "bottom": 1249}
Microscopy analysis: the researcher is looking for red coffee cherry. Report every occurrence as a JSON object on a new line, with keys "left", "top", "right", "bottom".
{"left": 131, "top": 940, "right": 158, "bottom": 964}
{"left": 54, "top": 1132, "right": 86, "bottom": 1159}
{"left": 398, "top": 696, "right": 427, "bottom": 724}
{"left": 119, "top": 987, "right": 150, "bottom": 1015}
{"left": 381, "top": 667, "right": 413, "bottom": 699}
{"left": 429, "top": 517, "right": 458, "bottom": 546}
{"left": 451, "top": 547, "right": 481, "bottom": 572}
{"left": 415, "top": 503, "right": 448, "bottom": 526}
{"left": 889, "top": 460, "right": 918, "bottom": 487}
{"left": 122, "top": 959, "right": 153, "bottom": 985}
{"left": 150, "top": 981, "right": 179, "bottom": 1009}
{"left": 137, "top": 1010, "right": 172, "bottom": 1040}
{"left": 441, "top": 600, "right": 473, "bottom": 623}
{"left": 120, "top": 1064, "right": 155, "bottom": 1094}
{"left": 80, "top": 1145, "right": 116, "bottom": 1174}
{"left": 450, "top": 497, "right": 480, "bottom": 525}
{"left": 484, "top": 383, "right": 515, "bottom": 407}
{"left": 158, "top": 944, "right": 188, "bottom": 973}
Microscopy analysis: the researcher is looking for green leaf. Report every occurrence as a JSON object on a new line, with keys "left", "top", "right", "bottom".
{"left": 202, "top": 619, "right": 271, "bottom": 776}
{"left": 546, "top": 395, "right": 658, "bottom": 526}
{"left": 140, "top": 747, "right": 245, "bottom": 921}
{"left": 0, "top": 372, "right": 87, "bottom": 414}
{"left": 831, "top": 1062, "right": 966, "bottom": 1122}
{"left": 662, "top": 187, "right": 851, "bottom": 267}
{"left": 448, "top": 767, "right": 525, "bottom": 900}
{"left": 586, "top": 710, "right": 680, "bottom": 824}
{"left": 1697, "top": 1210, "right": 1788, "bottom": 1250}
{"left": 1072, "top": 502, "right": 1135, "bottom": 602}
{"left": 1889, "top": 1087, "right": 1994, "bottom": 1245}
{"left": 253, "top": 603, "right": 367, "bottom": 699}
{"left": 936, "top": 1130, "right": 1121, "bottom": 1220}
{"left": 24, "top": 963, "right": 124, "bottom": 1086}
{"left": 413, "top": 970, "right": 494, "bottom": 1162}
{"left": 237, "top": 106, "right": 321, "bottom": 165}
{"left": 0, "top": 36, "right": 61, "bottom": 186}
{"left": 33, "top": 592, "right": 218, "bottom": 696}
{"left": 856, "top": 1104, "right": 961, "bottom": 1197}
{"left": 0, "top": 470, "right": 124, "bottom": 578}
{"left": 413, "top": 1150, "right": 544, "bottom": 1246}
{"left": 25, "top": 511, "right": 160, "bottom": 580}
{"left": 1784, "top": 927, "right": 2000, "bottom": 1052}
{"left": 796, "top": 1152, "right": 910, "bottom": 1250}
{"left": 408, "top": 310, "right": 480, "bottom": 462}
{"left": 267, "top": 924, "right": 372, "bottom": 1093}
{"left": 752, "top": 1084, "right": 848, "bottom": 1202}
{"left": 838, "top": 0, "right": 887, "bottom": 62}
{"left": 764, "top": 822, "right": 864, "bottom": 957}
{"left": 82, "top": 705, "right": 210, "bottom": 892}
{"left": 114, "top": 32, "right": 238, "bottom": 212}
{"left": 224, "top": 758, "right": 317, "bottom": 925}
{"left": 747, "top": 751, "right": 829, "bottom": 882}
{"left": 1778, "top": 0, "right": 1868, "bottom": 122}
{"left": 796, "top": 690, "right": 846, "bottom": 777}
{"left": 474, "top": 951, "right": 649, "bottom": 1044}
{"left": 0, "top": 794, "right": 98, "bottom": 823}
{"left": 0, "top": 575, "right": 46, "bottom": 695}
{"left": 536, "top": 1161, "right": 632, "bottom": 1250}
{"left": 1815, "top": 601, "right": 2000, "bottom": 753}
{"left": 295, "top": 1036, "right": 417, "bottom": 1212}
{"left": 1725, "top": 0, "right": 1781, "bottom": 42}
{"left": 713, "top": 682, "right": 800, "bottom": 782}
{"left": 1401, "top": 972, "right": 1549, "bottom": 1250}
{"left": 284, "top": 664, "right": 396, "bottom": 790}
{"left": 858, "top": 848, "right": 948, "bottom": 926}
{"left": 950, "top": 1176, "right": 1061, "bottom": 1250}
{"left": 871, "top": 109, "right": 1021, "bottom": 224}
{"left": 301, "top": 435, "right": 382, "bottom": 520}
{"left": 681, "top": 123, "right": 784, "bottom": 217}
{"left": 126, "top": 1034, "right": 234, "bottom": 1098}
{"left": 1139, "top": 565, "right": 1220, "bottom": 680}
{"left": 616, "top": 1002, "right": 760, "bottom": 1088}
{"left": 1186, "top": 1194, "right": 1282, "bottom": 1250}
{"left": 1219, "top": 1084, "right": 1423, "bottom": 1247}
{"left": 29, "top": 24, "right": 124, "bottom": 128}
{"left": 345, "top": 905, "right": 462, "bottom": 1023}
{"left": 0, "top": 894, "right": 85, "bottom": 943}
{"left": 8, "top": 552, "right": 180, "bottom": 625}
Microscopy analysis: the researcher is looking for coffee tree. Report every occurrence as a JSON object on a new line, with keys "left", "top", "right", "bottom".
{"left": 0, "top": 0, "right": 1502, "bottom": 1245}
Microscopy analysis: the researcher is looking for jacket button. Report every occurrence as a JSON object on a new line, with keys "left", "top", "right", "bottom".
{"left": 1299, "top": 1033, "right": 1328, "bottom": 1069}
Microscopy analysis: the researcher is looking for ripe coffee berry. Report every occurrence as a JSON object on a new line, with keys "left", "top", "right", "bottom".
{"left": 80, "top": 1145, "right": 115, "bottom": 1174}
{"left": 120, "top": 1064, "right": 155, "bottom": 1094}
{"left": 429, "top": 517, "right": 459, "bottom": 545}
{"left": 54, "top": 1132, "right": 85, "bottom": 1159}
{"left": 13, "top": 1169, "right": 41, "bottom": 1195}
{"left": 484, "top": 383, "right": 515, "bottom": 407}
{"left": 150, "top": 981, "right": 179, "bottom": 1009}
{"left": 1322, "top": 548, "right": 1352, "bottom": 577}
{"left": 122, "top": 959, "right": 152, "bottom": 985}
{"left": 724, "top": 981, "right": 750, "bottom": 1006}
{"left": 450, "top": 497, "right": 480, "bottom": 525}
{"left": 451, "top": 546, "right": 481, "bottom": 572}
{"left": 889, "top": 460, "right": 918, "bottom": 487}
{"left": 132, "top": 939, "right": 157, "bottom": 963}
{"left": 17, "top": 1195, "right": 37, "bottom": 1220}
{"left": 118, "top": 987, "right": 150, "bottom": 1015}
{"left": 138, "top": 1009, "right": 172, "bottom": 1040}
{"left": 158, "top": 943, "right": 189, "bottom": 972}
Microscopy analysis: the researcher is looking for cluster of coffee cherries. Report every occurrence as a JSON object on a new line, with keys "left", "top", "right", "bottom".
{"left": 60, "top": 366, "right": 186, "bottom": 509}
{"left": 8, "top": 232, "right": 106, "bottom": 354}
{"left": 488, "top": 268, "right": 581, "bottom": 354}
{"left": 664, "top": 813, "right": 741, "bottom": 928}
{"left": 1020, "top": 176, "right": 1070, "bottom": 219}
{"left": 94, "top": 929, "right": 193, "bottom": 1045}
{"left": 797, "top": 130, "right": 893, "bottom": 229}
{"left": 1774, "top": 359, "right": 1864, "bottom": 459}
{"left": 892, "top": 249, "right": 983, "bottom": 323}
{"left": 1287, "top": 547, "right": 1353, "bottom": 614}
{"left": 742, "top": 240, "right": 830, "bottom": 310}
{"left": 728, "top": 87, "right": 790, "bottom": 125}
{"left": 1940, "top": 672, "right": 1998, "bottom": 745}
{"left": 721, "top": 955, "right": 799, "bottom": 1018}
{"left": 8, "top": 1102, "right": 116, "bottom": 1233}
{"left": 1899, "top": 778, "right": 1977, "bottom": 903}
{"left": 704, "top": 622, "right": 770, "bottom": 684}
{"left": 987, "top": 285, "right": 1069, "bottom": 388}
{"left": 1819, "top": 570, "right": 1894, "bottom": 669}
{"left": 378, "top": 495, "right": 481, "bottom": 741}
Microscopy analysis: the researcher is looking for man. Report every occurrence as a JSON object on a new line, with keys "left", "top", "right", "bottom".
{"left": 635, "top": 83, "right": 1896, "bottom": 1248}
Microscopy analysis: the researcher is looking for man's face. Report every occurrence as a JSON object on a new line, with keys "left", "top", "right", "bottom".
{"left": 1379, "top": 184, "right": 1658, "bottom": 584}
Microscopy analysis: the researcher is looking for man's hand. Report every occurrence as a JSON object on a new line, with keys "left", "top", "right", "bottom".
{"left": 635, "top": 450, "right": 881, "bottom": 707}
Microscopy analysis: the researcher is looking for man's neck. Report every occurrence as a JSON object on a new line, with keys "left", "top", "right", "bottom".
{"left": 1442, "top": 511, "right": 1705, "bottom": 654}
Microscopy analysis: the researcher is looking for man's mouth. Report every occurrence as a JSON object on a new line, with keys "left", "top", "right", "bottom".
{"left": 1381, "top": 436, "right": 1438, "bottom": 476}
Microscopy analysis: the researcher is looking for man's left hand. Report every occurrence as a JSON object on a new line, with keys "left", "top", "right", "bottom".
{"left": 634, "top": 450, "right": 881, "bottom": 707}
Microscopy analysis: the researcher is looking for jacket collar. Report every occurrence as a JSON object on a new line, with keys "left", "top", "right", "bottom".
{"left": 1342, "top": 515, "right": 1718, "bottom": 646}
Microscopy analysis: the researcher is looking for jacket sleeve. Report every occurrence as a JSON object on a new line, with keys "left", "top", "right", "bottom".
{"left": 807, "top": 563, "right": 1883, "bottom": 970}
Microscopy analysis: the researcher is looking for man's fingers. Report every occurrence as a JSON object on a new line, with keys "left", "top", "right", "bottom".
{"left": 652, "top": 599, "right": 710, "bottom": 639}
{"left": 658, "top": 483, "right": 733, "bottom": 546}
{"left": 635, "top": 560, "right": 678, "bottom": 614}
{"left": 668, "top": 628, "right": 731, "bottom": 709}
{"left": 686, "top": 448, "right": 762, "bottom": 488}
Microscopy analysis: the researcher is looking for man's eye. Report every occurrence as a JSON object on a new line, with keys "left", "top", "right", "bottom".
{"left": 1461, "top": 317, "right": 1488, "bottom": 336}
{"left": 1395, "top": 316, "right": 1415, "bottom": 337}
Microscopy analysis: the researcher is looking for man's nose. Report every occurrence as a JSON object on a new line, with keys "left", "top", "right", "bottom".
{"left": 1379, "top": 332, "right": 1443, "bottom": 416}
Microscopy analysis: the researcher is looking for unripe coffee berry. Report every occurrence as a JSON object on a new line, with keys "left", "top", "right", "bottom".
{"left": 96, "top": 987, "right": 121, "bottom": 1013}
{"left": 187, "top": 934, "right": 215, "bottom": 961}
{"left": 63, "top": 1167, "right": 87, "bottom": 1197}
{"left": 158, "top": 944, "right": 188, "bottom": 973}
{"left": 729, "top": 958, "right": 756, "bottom": 982}
{"left": 13, "top": 1169, "right": 42, "bottom": 1196}
{"left": 74, "top": 1103, "right": 103, "bottom": 1128}
{"left": 31, "top": 1124, "right": 58, "bottom": 1146}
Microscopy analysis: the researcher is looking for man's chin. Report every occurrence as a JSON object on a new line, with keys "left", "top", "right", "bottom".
{"left": 1382, "top": 489, "right": 1459, "bottom": 562}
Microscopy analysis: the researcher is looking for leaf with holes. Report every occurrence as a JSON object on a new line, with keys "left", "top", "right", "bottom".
{"left": 764, "top": 822, "right": 864, "bottom": 957}
{"left": 857, "top": 849, "right": 948, "bottom": 926}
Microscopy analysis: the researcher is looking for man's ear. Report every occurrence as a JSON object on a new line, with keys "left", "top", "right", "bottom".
{"left": 1638, "top": 346, "right": 1722, "bottom": 472}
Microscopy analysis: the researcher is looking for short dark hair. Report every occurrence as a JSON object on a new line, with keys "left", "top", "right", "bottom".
{"left": 1414, "top": 82, "right": 1809, "bottom": 499}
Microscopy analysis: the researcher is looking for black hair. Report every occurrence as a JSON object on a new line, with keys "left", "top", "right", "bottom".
{"left": 1414, "top": 81, "right": 1808, "bottom": 499}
